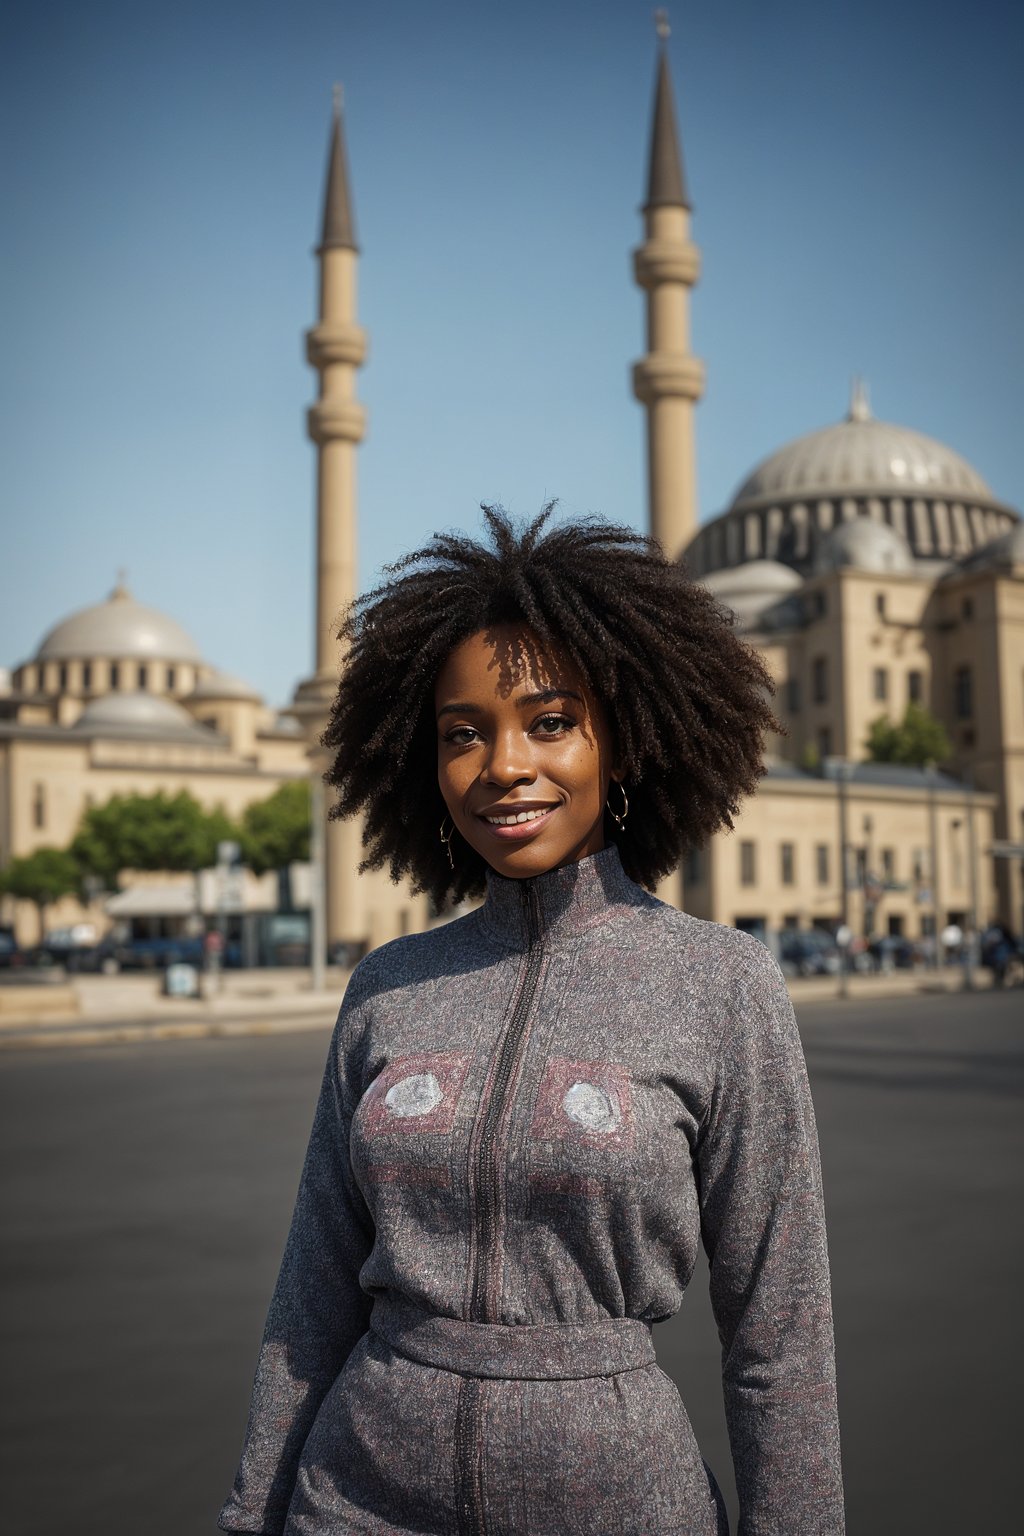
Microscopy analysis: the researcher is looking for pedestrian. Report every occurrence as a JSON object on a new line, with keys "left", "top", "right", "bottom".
{"left": 218, "top": 505, "right": 845, "bottom": 1535}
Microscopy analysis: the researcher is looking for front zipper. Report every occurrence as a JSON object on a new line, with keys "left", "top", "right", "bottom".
{"left": 469, "top": 877, "right": 543, "bottom": 1321}
{"left": 455, "top": 879, "right": 544, "bottom": 1536}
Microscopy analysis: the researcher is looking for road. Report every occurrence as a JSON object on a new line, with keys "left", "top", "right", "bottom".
{"left": 1, "top": 989, "right": 1020, "bottom": 1535}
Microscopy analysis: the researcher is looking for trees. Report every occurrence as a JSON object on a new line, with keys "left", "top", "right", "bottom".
{"left": 0, "top": 847, "right": 81, "bottom": 941}
{"left": 238, "top": 780, "right": 310, "bottom": 876}
{"left": 863, "top": 701, "right": 952, "bottom": 768}
{"left": 70, "top": 790, "right": 238, "bottom": 887}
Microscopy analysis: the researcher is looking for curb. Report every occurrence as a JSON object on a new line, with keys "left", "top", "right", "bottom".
{"left": 0, "top": 1009, "right": 339, "bottom": 1051}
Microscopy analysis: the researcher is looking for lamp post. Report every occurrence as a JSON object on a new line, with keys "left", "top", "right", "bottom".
{"left": 963, "top": 760, "right": 978, "bottom": 992}
{"left": 924, "top": 758, "right": 941, "bottom": 972}
{"left": 824, "top": 757, "right": 853, "bottom": 998}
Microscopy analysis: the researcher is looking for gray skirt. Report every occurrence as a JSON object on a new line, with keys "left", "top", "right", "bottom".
{"left": 282, "top": 1294, "right": 729, "bottom": 1536}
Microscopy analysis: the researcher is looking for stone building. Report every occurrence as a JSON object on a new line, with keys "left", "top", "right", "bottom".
{"left": 633, "top": 38, "right": 1020, "bottom": 943}
{"left": 0, "top": 580, "right": 310, "bottom": 944}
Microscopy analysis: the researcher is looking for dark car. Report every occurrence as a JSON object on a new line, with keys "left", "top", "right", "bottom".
{"left": 96, "top": 934, "right": 243, "bottom": 973}
{"left": 778, "top": 931, "right": 841, "bottom": 977}
{"left": 0, "top": 929, "right": 26, "bottom": 969}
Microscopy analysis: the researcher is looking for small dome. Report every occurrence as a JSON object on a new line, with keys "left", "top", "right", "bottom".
{"left": 71, "top": 691, "right": 216, "bottom": 739}
{"left": 187, "top": 669, "right": 261, "bottom": 703}
{"left": 952, "top": 519, "right": 1024, "bottom": 573}
{"left": 730, "top": 387, "right": 992, "bottom": 507}
{"left": 813, "top": 519, "right": 914, "bottom": 575}
{"left": 35, "top": 580, "right": 203, "bottom": 663}
{"left": 700, "top": 559, "right": 803, "bottom": 624}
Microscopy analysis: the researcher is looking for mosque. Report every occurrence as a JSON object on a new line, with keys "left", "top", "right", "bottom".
{"left": 1, "top": 29, "right": 1021, "bottom": 954}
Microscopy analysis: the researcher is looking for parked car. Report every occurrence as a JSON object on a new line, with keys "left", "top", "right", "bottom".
{"left": 0, "top": 929, "right": 26, "bottom": 969}
{"left": 778, "top": 931, "right": 841, "bottom": 977}
{"left": 866, "top": 935, "right": 915, "bottom": 972}
{"left": 95, "top": 934, "right": 243, "bottom": 973}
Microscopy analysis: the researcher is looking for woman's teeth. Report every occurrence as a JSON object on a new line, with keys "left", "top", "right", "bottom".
{"left": 485, "top": 808, "right": 551, "bottom": 825}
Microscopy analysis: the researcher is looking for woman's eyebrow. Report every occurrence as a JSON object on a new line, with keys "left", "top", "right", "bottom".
{"left": 436, "top": 687, "right": 584, "bottom": 721}
{"left": 515, "top": 688, "right": 584, "bottom": 707}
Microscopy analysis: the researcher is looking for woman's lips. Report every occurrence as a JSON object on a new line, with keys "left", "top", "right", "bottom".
{"left": 477, "top": 806, "right": 558, "bottom": 841}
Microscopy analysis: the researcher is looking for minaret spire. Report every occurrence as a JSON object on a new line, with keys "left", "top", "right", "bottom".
{"left": 319, "top": 83, "right": 358, "bottom": 252}
{"left": 631, "top": 14, "right": 705, "bottom": 561}
{"left": 646, "top": 17, "right": 690, "bottom": 211}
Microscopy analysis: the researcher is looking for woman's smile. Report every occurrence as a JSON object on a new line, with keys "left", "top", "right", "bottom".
{"left": 477, "top": 803, "right": 560, "bottom": 839}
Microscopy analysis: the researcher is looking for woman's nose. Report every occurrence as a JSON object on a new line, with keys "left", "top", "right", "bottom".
{"left": 482, "top": 728, "right": 536, "bottom": 786}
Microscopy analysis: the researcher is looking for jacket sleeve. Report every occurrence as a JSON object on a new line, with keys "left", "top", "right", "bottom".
{"left": 696, "top": 939, "right": 845, "bottom": 1535}
{"left": 217, "top": 967, "right": 376, "bottom": 1534}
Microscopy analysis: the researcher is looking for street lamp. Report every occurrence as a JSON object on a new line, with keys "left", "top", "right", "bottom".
{"left": 924, "top": 758, "right": 941, "bottom": 973}
{"left": 823, "top": 756, "right": 853, "bottom": 998}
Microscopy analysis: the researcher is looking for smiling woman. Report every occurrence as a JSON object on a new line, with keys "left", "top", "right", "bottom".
{"left": 218, "top": 505, "right": 846, "bottom": 1536}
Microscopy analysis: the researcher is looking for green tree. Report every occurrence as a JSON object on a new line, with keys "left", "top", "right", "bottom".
{"left": 0, "top": 847, "right": 81, "bottom": 941}
{"left": 239, "top": 780, "right": 311, "bottom": 876}
{"left": 70, "top": 790, "right": 238, "bottom": 886}
{"left": 863, "top": 700, "right": 952, "bottom": 768}
{"left": 799, "top": 740, "right": 822, "bottom": 773}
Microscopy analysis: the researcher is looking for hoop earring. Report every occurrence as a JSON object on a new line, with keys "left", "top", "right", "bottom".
{"left": 439, "top": 814, "right": 456, "bottom": 870}
{"left": 606, "top": 780, "right": 629, "bottom": 829}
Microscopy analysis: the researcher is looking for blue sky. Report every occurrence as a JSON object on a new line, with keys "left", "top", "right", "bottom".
{"left": 2, "top": 0, "right": 1021, "bottom": 708}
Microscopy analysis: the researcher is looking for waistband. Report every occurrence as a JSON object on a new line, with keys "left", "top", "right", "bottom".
{"left": 368, "top": 1292, "right": 655, "bottom": 1380}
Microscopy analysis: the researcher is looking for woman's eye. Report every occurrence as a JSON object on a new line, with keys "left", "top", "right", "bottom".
{"left": 444, "top": 726, "right": 479, "bottom": 745}
{"left": 533, "top": 714, "right": 574, "bottom": 736}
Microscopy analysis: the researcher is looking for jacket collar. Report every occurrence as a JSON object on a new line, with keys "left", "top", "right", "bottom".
{"left": 478, "top": 841, "right": 646, "bottom": 951}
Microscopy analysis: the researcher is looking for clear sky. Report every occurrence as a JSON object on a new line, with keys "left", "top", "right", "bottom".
{"left": 1, "top": 0, "right": 1021, "bottom": 709}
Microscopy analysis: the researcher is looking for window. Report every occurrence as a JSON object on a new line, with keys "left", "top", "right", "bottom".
{"left": 908, "top": 670, "right": 923, "bottom": 704}
{"left": 782, "top": 914, "right": 800, "bottom": 931}
{"left": 780, "top": 843, "right": 795, "bottom": 885}
{"left": 58, "top": 663, "right": 68, "bottom": 691}
{"left": 786, "top": 675, "right": 801, "bottom": 712}
{"left": 881, "top": 848, "right": 895, "bottom": 882}
{"left": 82, "top": 662, "right": 92, "bottom": 691}
{"left": 873, "top": 667, "right": 888, "bottom": 702}
{"left": 875, "top": 592, "right": 886, "bottom": 617}
{"left": 740, "top": 841, "right": 756, "bottom": 886}
{"left": 167, "top": 666, "right": 176, "bottom": 691}
{"left": 962, "top": 596, "right": 973, "bottom": 620}
{"left": 684, "top": 848, "right": 702, "bottom": 883}
{"left": 954, "top": 665, "right": 973, "bottom": 720}
{"left": 812, "top": 655, "right": 828, "bottom": 704}
{"left": 816, "top": 591, "right": 827, "bottom": 618}
{"left": 816, "top": 844, "right": 829, "bottom": 885}
{"left": 138, "top": 664, "right": 148, "bottom": 689}
{"left": 817, "top": 725, "right": 832, "bottom": 757}
{"left": 109, "top": 662, "right": 120, "bottom": 688}
{"left": 32, "top": 783, "right": 45, "bottom": 829}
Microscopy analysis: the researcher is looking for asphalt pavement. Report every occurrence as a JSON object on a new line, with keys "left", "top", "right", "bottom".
{"left": 1, "top": 988, "right": 1020, "bottom": 1535}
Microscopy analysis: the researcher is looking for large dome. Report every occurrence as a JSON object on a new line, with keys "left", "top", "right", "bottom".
{"left": 731, "top": 388, "right": 992, "bottom": 506}
{"left": 687, "top": 384, "right": 1019, "bottom": 580}
{"left": 35, "top": 580, "right": 203, "bottom": 663}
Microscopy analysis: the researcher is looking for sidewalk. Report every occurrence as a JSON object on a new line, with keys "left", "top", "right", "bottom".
{"left": 0, "top": 967, "right": 352, "bottom": 1050}
{"left": 0, "top": 961, "right": 998, "bottom": 1051}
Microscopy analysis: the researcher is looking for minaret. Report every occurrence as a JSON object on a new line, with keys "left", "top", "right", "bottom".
{"left": 307, "top": 86, "right": 366, "bottom": 677}
{"left": 631, "top": 13, "right": 705, "bottom": 562}
{"left": 293, "top": 89, "right": 367, "bottom": 951}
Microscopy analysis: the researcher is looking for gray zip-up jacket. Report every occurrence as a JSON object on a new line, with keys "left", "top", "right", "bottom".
{"left": 218, "top": 842, "right": 845, "bottom": 1536}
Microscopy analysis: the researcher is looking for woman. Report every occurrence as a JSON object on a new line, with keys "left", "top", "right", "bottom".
{"left": 219, "top": 505, "right": 845, "bottom": 1536}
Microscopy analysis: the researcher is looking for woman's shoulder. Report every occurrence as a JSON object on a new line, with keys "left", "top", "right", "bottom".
{"left": 341, "top": 910, "right": 480, "bottom": 1005}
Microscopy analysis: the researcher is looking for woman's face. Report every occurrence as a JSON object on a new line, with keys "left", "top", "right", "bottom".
{"left": 434, "top": 623, "right": 625, "bottom": 880}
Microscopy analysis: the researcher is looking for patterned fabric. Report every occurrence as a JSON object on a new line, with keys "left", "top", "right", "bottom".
{"left": 218, "top": 843, "right": 845, "bottom": 1535}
